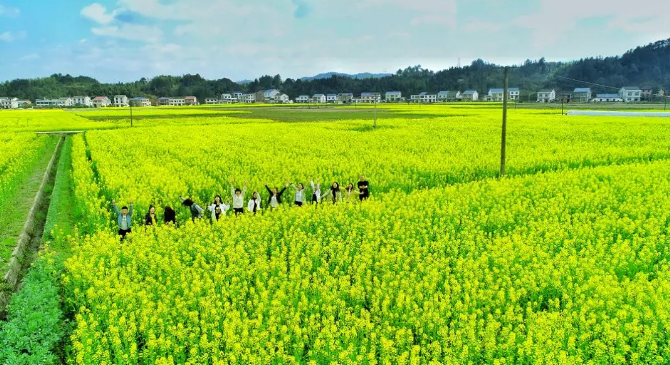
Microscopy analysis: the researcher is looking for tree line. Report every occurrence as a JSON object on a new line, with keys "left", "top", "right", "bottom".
{"left": 1, "top": 39, "right": 669, "bottom": 103}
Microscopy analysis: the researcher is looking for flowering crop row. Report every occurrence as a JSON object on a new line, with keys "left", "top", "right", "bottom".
{"left": 79, "top": 112, "right": 670, "bottom": 223}
{"left": 0, "top": 133, "right": 55, "bottom": 213}
{"left": 63, "top": 159, "right": 670, "bottom": 364}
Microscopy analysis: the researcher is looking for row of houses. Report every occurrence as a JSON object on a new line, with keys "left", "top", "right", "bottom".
{"left": 537, "top": 87, "right": 664, "bottom": 103}
{"left": 293, "top": 89, "right": 515, "bottom": 104}
{"left": 2, "top": 86, "right": 665, "bottom": 110}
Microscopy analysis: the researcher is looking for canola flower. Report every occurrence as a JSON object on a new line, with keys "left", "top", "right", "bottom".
{"left": 76, "top": 111, "right": 670, "bottom": 225}
{"left": 0, "top": 132, "right": 56, "bottom": 214}
{"left": 63, "top": 160, "right": 670, "bottom": 364}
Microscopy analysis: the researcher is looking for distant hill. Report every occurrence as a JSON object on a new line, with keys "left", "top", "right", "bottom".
{"left": 2, "top": 38, "right": 669, "bottom": 101}
{"left": 300, "top": 72, "right": 392, "bottom": 81}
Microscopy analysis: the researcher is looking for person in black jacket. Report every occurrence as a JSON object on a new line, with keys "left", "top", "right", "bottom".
{"left": 145, "top": 205, "right": 157, "bottom": 226}
{"left": 265, "top": 182, "right": 288, "bottom": 210}
{"left": 357, "top": 175, "right": 370, "bottom": 201}
{"left": 164, "top": 206, "right": 176, "bottom": 225}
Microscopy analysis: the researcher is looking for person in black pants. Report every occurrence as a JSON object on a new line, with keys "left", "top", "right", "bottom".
{"left": 357, "top": 175, "right": 370, "bottom": 201}
{"left": 112, "top": 199, "right": 133, "bottom": 240}
{"left": 265, "top": 182, "right": 288, "bottom": 210}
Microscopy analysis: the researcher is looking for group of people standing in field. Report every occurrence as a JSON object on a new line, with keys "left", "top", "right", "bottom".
{"left": 112, "top": 175, "right": 370, "bottom": 239}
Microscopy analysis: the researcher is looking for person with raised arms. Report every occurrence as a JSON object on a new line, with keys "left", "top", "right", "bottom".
{"left": 248, "top": 191, "right": 262, "bottom": 214}
{"left": 229, "top": 179, "right": 248, "bottom": 216}
{"left": 265, "top": 182, "right": 288, "bottom": 210}
{"left": 112, "top": 199, "right": 133, "bottom": 240}
{"left": 288, "top": 179, "right": 306, "bottom": 206}
{"left": 310, "top": 177, "right": 322, "bottom": 204}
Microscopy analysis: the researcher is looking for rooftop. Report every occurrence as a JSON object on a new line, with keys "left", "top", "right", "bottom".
{"left": 574, "top": 88, "right": 591, "bottom": 93}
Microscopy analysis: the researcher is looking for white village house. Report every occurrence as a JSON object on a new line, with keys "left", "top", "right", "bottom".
{"left": 461, "top": 90, "right": 479, "bottom": 101}
{"left": 242, "top": 94, "right": 256, "bottom": 104}
{"left": 326, "top": 94, "right": 338, "bottom": 103}
{"left": 437, "top": 91, "right": 461, "bottom": 102}
{"left": 113, "top": 95, "right": 129, "bottom": 107}
{"left": 488, "top": 88, "right": 520, "bottom": 102}
{"left": 619, "top": 86, "right": 642, "bottom": 102}
{"left": 537, "top": 89, "right": 556, "bottom": 103}
{"left": 185, "top": 96, "right": 198, "bottom": 106}
{"left": 360, "top": 92, "right": 381, "bottom": 103}
{"left": 169, "top": 97, "right": 186, "bottom": 106}
{"left": 92, "top": 96, "right": 111, "bottom": 108}
{"left": 263, "top": 89, "right": 281, "bottom": 103}
{"left": 71, "top": 96, "right": 92, "bottom": 107}
{"left": 277, "top": 93, "right": 290, "bottom": 103}
{"left": 0, "top": 97, "right": 19, "bottom": 109}
{"left": 385, "top": 91, "right": 402, "bottom": 102}
{"left": 220, "top": 94, "right": 234, "bottom": 103}
{"left": 573, "top": 88, "right": 592, "bottom": 102}
{"left": 296, "top": 95, "right": 310, "bottom": 103}
{"left": 411, "top": 92, "right": 437, "bottom": 103}
{"left": 232, "top": 92, "right": 243, "bottom": 102}
{"left": 312, "top": 94, "right": 326, "bottom": 103}
{"left": 36, "top": 97, "right": 74, "bottom": 108}
{"left": 337, "top": 93, "right": 354, "bottom": 103}
{"left": 130, "top": 97, "right": 152, "bottom": 107}
{"left": 205, "top": 98, "right": 219, "bottom": 105}
{"left": 592, "top": 94, "right": 623, "bottom": 103}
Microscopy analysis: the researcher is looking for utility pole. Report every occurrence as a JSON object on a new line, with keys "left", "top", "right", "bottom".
{"left": 129, "top": 101, "right": 133, "bottom": 127}
{"left": 561, "top": 97, "right": 565, "bottom": 115}
{"left": 500, "top": 67, "right": 509, "bottom": 178}
{"left": 665, "top": 96, "right": 668, "bottom": 111}
{"left": 374, "top": 100, "right": 377, "bottom": 129}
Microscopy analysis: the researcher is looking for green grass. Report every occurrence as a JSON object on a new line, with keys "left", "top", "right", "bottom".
{"left": 0, "top": 253, "right": 63, "bottom": 365}
{"left": 42, "top": 136, "right": 74, "bottom": 258}
{"left": 0, "top": 137, "right": 74, "bottom": 365}
{"left": 0, "top": 137, "right": 58, "bottom": 274}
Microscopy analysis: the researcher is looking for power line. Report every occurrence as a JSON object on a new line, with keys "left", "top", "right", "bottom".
{"left": 554, "top": 75, "right": 620, "bottom": 91}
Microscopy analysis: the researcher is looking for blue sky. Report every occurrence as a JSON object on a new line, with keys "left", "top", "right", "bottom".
{"left": 0, "top": 0, "right": 668, "bottom": 82}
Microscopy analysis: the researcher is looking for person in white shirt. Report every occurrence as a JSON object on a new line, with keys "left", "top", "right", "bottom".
{"left": 322, "top": 181, "right": 343, "bottom": 204}
{"left": 288, "top": 180, "right": 306, "bottom": 206}
{"left": 265, "top": 183, "right": 288, "bottom": 210}
{"left": 208, "top": 195, "right": 230, "bottom": 221}
{"left": 310, "top": 177, "right": 322, "bottom": 204}
{"left": 247, "top": 191, "right": 262, "bottom": 214}
{"left": 229, "top": 179, "right": 247, "bottom": 216}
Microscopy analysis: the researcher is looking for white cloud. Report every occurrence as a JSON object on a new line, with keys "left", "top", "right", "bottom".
{"left": 513, "top": 0, "right": 670, "bottom": 49}
{"left": 0, "top": 3, "right": 19, "bottom": 17}
{"left": 81, "top": 3, "right": 122, "bottom": 24}
{"left": 462, "top": 20, "right": 504, "bottom": 33}
{"left": 20, "top": 53, "right": 39, "bottom": 61}
{"left": 91, "top": 24, "right": 162, "bottom": 43}
{"left": 410, "top": 14, "right": 457, "bottom": 28}
{"left": 0, "top": 30, "right": 26, "bottom": 42}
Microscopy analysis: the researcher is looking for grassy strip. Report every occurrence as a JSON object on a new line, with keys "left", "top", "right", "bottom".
{"left": 0, "top": 137, "right": 74, "bottom": 364}
{"left": 42, "top": 136, "right": 74, "bottom": 257}
{"left": 0, "top": 253, "right": 62, "bottom": 365}
{"left": 0, "top": 136, "right": 58, "bottom": 273}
